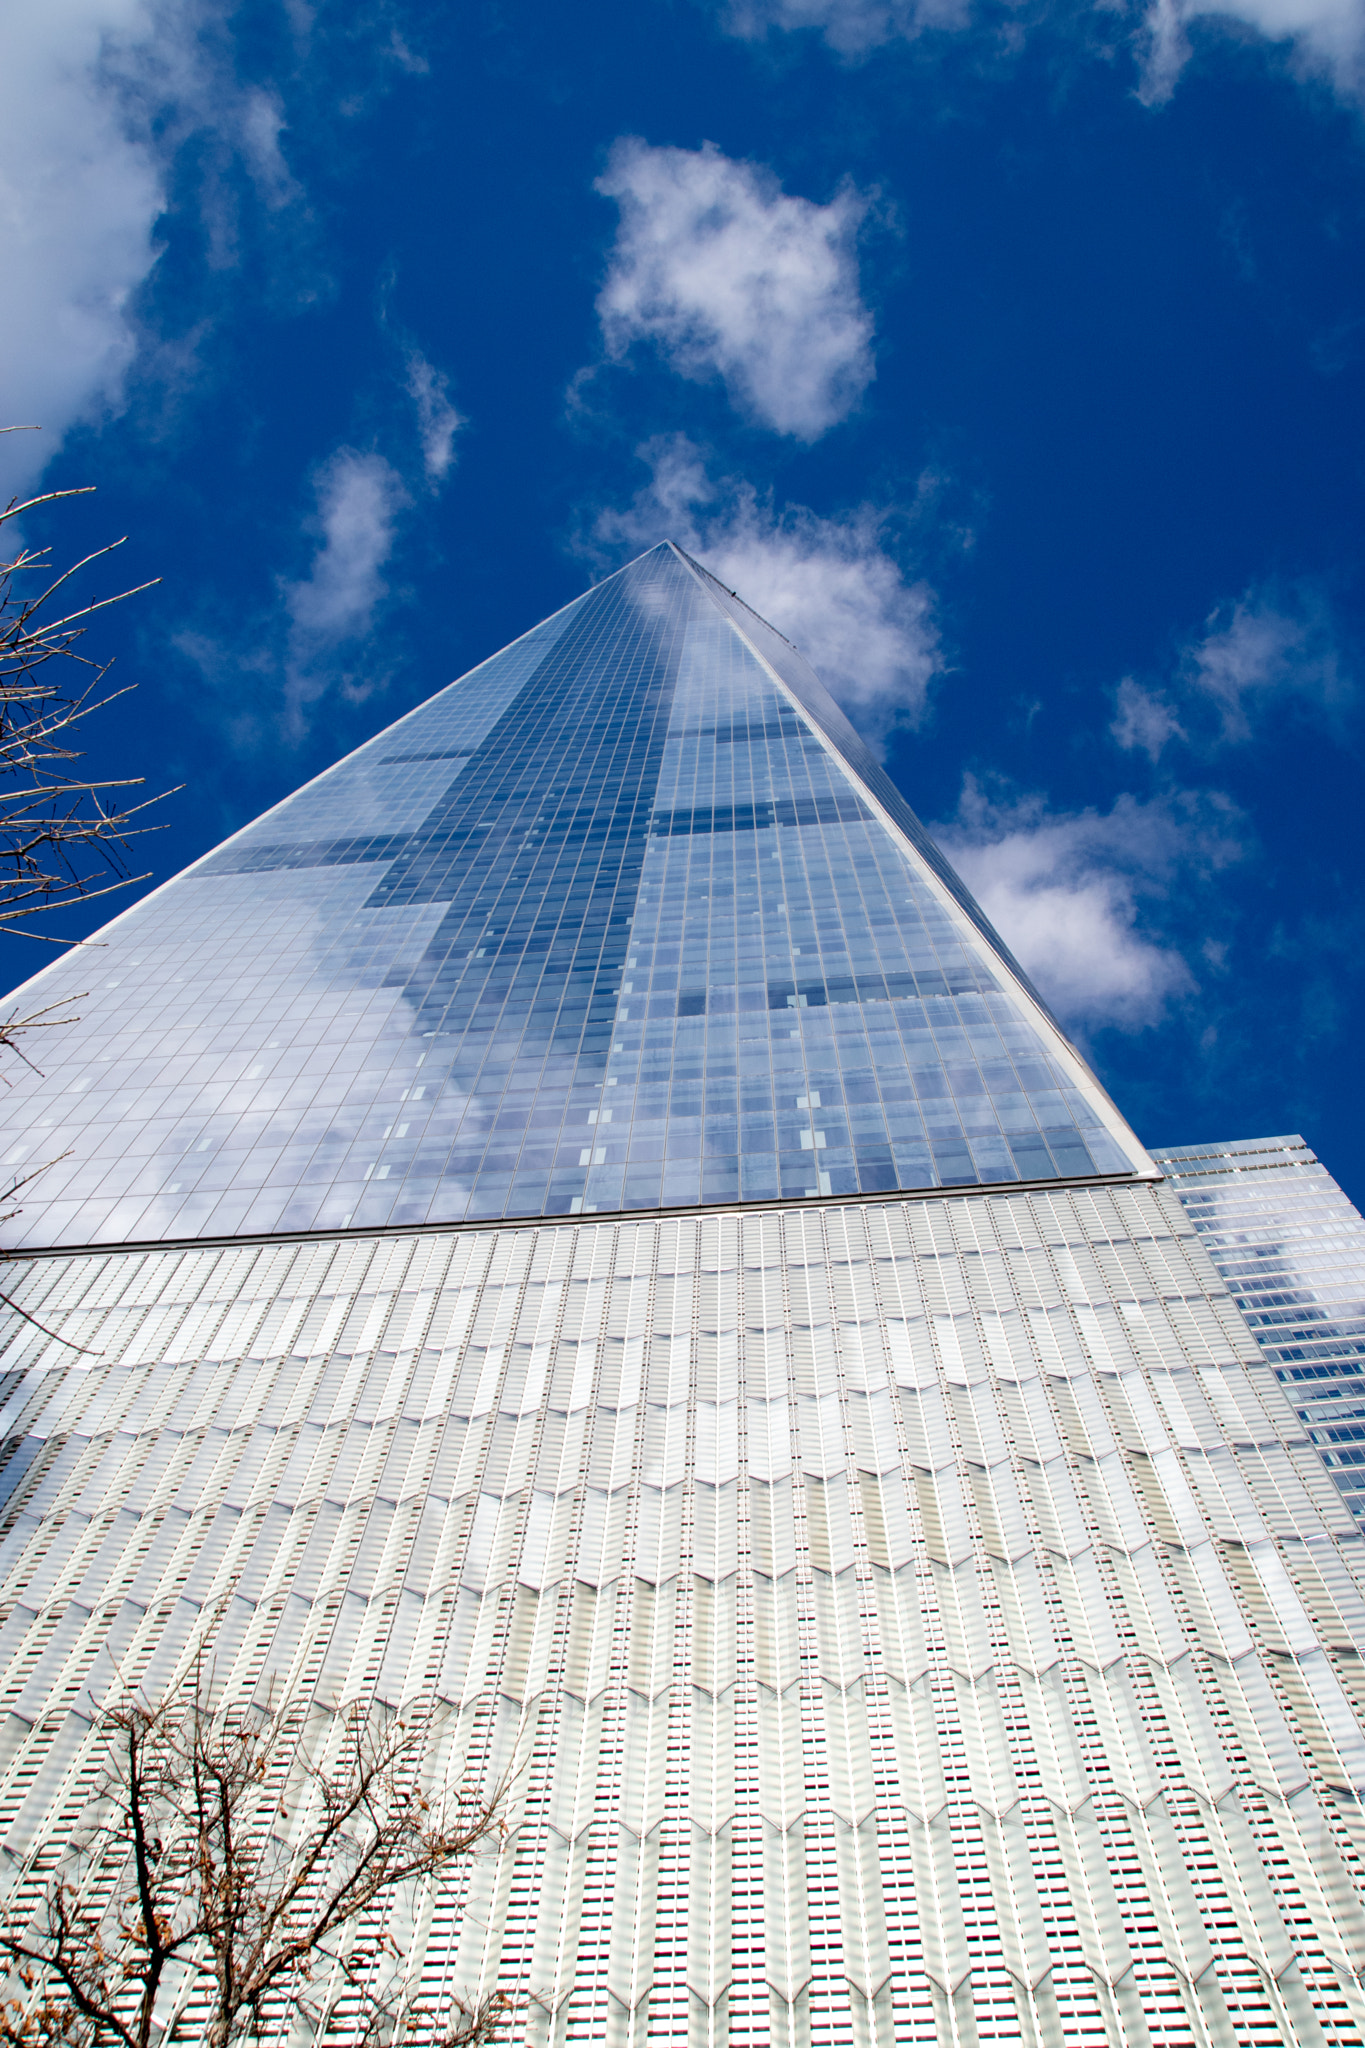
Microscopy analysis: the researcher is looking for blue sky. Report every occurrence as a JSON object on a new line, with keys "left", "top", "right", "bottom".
{"left": 3, "top": 0, "right": 1365, "bottom": 1199}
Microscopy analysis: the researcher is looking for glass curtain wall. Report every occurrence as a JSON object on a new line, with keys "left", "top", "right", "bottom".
{"left": 1154, "top": 1135, "right": 1365, "bottom": 1523}
{"left": 0, "top": 545, "right": 1147, "bottom": 1252}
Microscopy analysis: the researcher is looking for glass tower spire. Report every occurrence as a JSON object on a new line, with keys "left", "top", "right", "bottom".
{"left": 0, "top": 542, "right": 1149, "bottom": 1251}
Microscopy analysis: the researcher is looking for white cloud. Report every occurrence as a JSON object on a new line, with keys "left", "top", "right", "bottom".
{"left": 719, "top": 0, "right": 970, "bottom": 52}
{"left": 699, "top": 509, "right": 939, "bottom": 729}
{"left": 1110, "top": 676, "right": 1186, "bottom": 759}
{"left": 0, "top": 2, "right": 410, "bottom": 502}
{"left": 590, "top": 437, "right": 941, "bottom": 737}
{"left": 406, "top": 351, "right": 464, "bottom": 486}
{"left": 0, "top": 1, "right": 317, "bottom": 500}
{"left": 285, "top": 449, "right": 407, "bottom": 648}
{"left": 234, "top": 81, "right": 296, "bottom": 208}
{"left": 716, "top": 0, "right": 1365, "bottom": 101}
{"left": 1139, "top": 0, "right": 1365, "bottom": 101}
{"left": 1109, "top": 584, "right": 1350, "bottom": 759}
{"left": 1179, "top": 584, "right": 1349, "bottom": 740}
{"left": 278, "top": 448, "right": 408, "bottom": 732}
{"left": 937, "top": 779, "right": 1243, "bottom": 1030}
{"left": 0, "top": 0, "right": 166, "bottom": 497}
{"left": 594, "top": 140, "right": 874, "bottom": 441}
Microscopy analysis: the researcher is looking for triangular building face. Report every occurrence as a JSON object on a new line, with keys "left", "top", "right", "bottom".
{"left": 2, "top": 542, "right": 1150, "bottom": 1250}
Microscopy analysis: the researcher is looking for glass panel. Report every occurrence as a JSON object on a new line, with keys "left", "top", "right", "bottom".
{"left": 1155, "top": 1134, "right": 1365, "bottom": 1527}
{"left": 1, "top": 545, "right": 1149, "bottom": 1249}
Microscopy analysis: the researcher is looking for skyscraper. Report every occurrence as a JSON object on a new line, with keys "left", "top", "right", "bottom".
{"left": 3, "top": 542, "right": 1365, "bottom": 2047}
{"left": 1152, "top": 1137, "right": 1365, "bottom": 1527}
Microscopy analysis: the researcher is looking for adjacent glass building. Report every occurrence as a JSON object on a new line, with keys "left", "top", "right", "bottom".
{"left": 3, "top": 543, "right": 1365, "bottom": 2047}
{"left": 1153, "top": 1137, "right": 1365, "bottom": 1526}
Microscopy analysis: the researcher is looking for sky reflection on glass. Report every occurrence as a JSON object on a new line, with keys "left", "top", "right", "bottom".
{"left": 0, "top": 544, "right": 1149, "bottom": 1248}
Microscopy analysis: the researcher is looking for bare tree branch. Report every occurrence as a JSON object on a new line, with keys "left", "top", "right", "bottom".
{"left": 0, "top": 443, "right": 176, "bottom": 1341}
{"left": 0, "top": 476, "right": 176, "bottom": 1016}
{"left": 0, "top": 1675, "right": 509, "bottom": 2048}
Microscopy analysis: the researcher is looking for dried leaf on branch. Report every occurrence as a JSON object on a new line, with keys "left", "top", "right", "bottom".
{"left": 0, "top": 1677, "right": 508, "bottom": 2048}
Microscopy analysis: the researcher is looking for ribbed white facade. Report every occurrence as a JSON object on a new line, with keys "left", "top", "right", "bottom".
{"left": 5, "top": 1179, "right": 1365, "bottom": 2047}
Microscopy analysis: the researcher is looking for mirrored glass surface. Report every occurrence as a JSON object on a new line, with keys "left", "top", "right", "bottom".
{"left": 1, "top": 544, "right": 1147, "bottom": 1247}
{"left": 1155, "top": 1134, "right": 1365, "bottom": 1523}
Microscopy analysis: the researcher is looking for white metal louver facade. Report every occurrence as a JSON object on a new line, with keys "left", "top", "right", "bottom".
{"left": 4, "top": 1179, "right": 1365, "bottom": 2047}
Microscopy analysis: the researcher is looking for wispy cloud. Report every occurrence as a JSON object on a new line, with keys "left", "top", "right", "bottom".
{"left": 593, "top": 140, "right": 875, "bottom": 440}
{"left": 587, "top": 436, "right": 941, "bottom": 739}
{"left": 1179, "top": 584, "right": 1350, "bottom": 739}
{"left": 0, "top": 0, "right": 168, "bottom": 495}
{"left": 1111, "top": 582, "right": 1351, "bottom": 759}
{"left": 718, "top": 0, "right": 970, "bottom": 53}
{"left": 280, "top": 448, "right": 409, "bottom": 731}
{"left": 233, "top": 79, "right": 298, "bottom": 209}
{"left": 1110, "top": 677, "right": 1186, "bottom": 761}
{"left": 0, "top": 1, "right": 419, "bottom": 499}
{"left": 405, "top": 351, "right": 464, "bottom": 486}
{"left": 937, "top": 777, "right": 1245, "bottom": 1031}
{"left": 181, "top": 442, "right": 415, "bottom": 749}
{"left": 715, "top": 0, "right": 1365, "bottom": 103}
{"left": 1138, "top": 0, "right": 1365, "bottom": 103}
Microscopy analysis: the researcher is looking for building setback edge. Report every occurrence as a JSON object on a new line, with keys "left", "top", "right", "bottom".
{"left": 2, "top": 1167, "right": 1165, "bottom": 1264}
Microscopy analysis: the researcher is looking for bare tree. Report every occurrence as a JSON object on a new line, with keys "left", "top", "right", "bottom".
{"left": 0, "top": 432, "right": 174, "bottom": 1331}
{"left": 0, "top": 1680, "right": 508, "bottom": 2048}
{"left": 0, "top": 445, "right": 168, "bottom": 1032}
